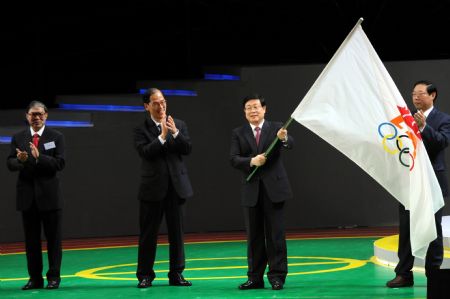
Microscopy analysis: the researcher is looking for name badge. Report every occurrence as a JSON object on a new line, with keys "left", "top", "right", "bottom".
{"left": 44, "top": 141, "right": 56, "bottom": 150}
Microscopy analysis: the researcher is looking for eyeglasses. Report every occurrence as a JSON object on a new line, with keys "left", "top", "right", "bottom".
{"left": 27, "top": 112, "right": 46, "bottom": 118}
{"left": 245, "top": 105, "right": 262, "bottom": 111}
{"left": 411, "top": 92, "right": 429, "bottom": 97}
{"left": 149, "top": 100, "right": 166, "bottom": 108}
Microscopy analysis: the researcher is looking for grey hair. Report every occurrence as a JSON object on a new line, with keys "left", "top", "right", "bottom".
{"left": 27, "top": 101, "right": 48, "bottom": 113}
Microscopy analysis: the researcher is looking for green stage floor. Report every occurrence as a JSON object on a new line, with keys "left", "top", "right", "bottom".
{"left": 0, "top": 237, "right": 427, "bottom": 298}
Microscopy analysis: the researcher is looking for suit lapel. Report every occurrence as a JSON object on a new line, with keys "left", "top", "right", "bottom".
{"left": 243, "top": 124, "right": 258, "bottom": 153}
{"left": 21, "top": 130, "right": 33, "bottom": 153}
{"left": 39, "top": 128, "right": 49, "bottom": 151}
{"left": 258, "top": 121, "right": 272, "bottom": 152}
{"left": 145, "top": 117, "right": 160, "bottom": 137}
{"left": 426, "top": 108, "right": 438, "bottom": 128}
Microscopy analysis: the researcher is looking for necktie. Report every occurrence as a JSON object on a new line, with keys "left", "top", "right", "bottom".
{"left": 255, "top": 127, "right": 261, "bottom": 146}
{"left": 32, "top": 133, "right": 39, "bottom": 147}
{"left": 157, "top": 124, "right": 161, "bottom": 133}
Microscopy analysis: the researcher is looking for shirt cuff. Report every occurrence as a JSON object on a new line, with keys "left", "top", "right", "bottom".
{"left": 158, "top": 135, "right": 166, "bottom": 144}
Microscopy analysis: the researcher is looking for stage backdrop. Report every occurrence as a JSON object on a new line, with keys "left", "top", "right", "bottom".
{"left": 2, "top": 59, "right": 450, "bottom": 243}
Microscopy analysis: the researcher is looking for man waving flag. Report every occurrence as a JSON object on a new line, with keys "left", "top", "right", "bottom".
{"left": 291, "top": 18, "right": 444, "bottom": 259}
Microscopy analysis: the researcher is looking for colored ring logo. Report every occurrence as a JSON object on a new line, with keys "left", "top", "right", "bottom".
{"left": 378, "top": 122, "right": 414, "bottom": 170}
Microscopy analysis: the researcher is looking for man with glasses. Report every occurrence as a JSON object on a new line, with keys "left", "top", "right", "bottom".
{"left": 7, "top": 101, "right": 65, "bottom": 290}
{"left": 134, "top": 88, "right": 193, "bottom": 288}
{"left": 230, "top": 94, "right": 293, "bottom": 291}
{"left": 386, "top": 81, "right": 450, "bottom": 288}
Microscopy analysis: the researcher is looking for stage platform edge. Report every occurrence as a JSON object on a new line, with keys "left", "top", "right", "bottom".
{"left": 373, "top": 216, "right": 450, "bottom": 270}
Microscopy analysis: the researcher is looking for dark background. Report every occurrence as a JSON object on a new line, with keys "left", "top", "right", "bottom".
{"left": 3, "top": 59, "right": 450, "bottom": 242}
{"left": 2, "top": 0, "right": 450, "bottom": 109}
{"left": 2, "top": 1, "right": 450, "bottom": 243}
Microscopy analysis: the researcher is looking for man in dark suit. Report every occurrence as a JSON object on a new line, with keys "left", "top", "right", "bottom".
{"left": 7, "top": 101, "right": 65, "bottom": 290}
{"left": 387, "top": 81, "right": 450, "bottom": 288}
{"left": 230, "top": 94, "right": 293, "bottom": 291}
{"left": 134, "top": 88, "right": 193, "bottom": 288}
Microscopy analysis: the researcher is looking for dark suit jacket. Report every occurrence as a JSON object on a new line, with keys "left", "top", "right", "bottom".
{"left": 7, "top": 127, "right": 65, "bottom": 211}
{"left": 421, "top": 107, "right": 450, "bottom": 197}
{"left": 134, "top": 115, "right": 193, "bottom": 201}
{"left": 230, "top": 120, "right": 293, "bottom": 207}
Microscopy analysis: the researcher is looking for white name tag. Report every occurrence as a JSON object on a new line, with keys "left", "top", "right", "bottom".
{"left": 44, "top": 141, "right": 56, "bottom": 150}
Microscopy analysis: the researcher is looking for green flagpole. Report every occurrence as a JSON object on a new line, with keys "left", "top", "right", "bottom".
{"left": 246, "top": 117, "right": 295, "bottom": 182}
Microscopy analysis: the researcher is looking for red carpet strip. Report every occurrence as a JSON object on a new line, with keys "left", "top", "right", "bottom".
{"left": 1, "top": 226, "right": 397, "bottom": 254}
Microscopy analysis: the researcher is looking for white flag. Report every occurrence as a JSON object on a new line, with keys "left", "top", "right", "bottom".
{"left": 291, "top": 19, "right": 444, "bottom": 258}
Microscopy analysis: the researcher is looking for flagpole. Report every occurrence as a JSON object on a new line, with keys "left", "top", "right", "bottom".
{"left": 246, "top": 117, "right": 295, "bottom": 182}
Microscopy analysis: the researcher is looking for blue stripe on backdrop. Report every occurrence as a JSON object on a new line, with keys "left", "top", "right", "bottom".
{"left": 46, "top": 120, "right": 94, "bottom": 127}
{"left": 204, "top": 73, "right": 240, "bottom": 81}
{"left": 0, "top": 121, "right": 92, "bottom": 145}
{"left": 139, "top": 89, "right": 198, "bottom": 96}
{"left": 59, "top": 104, "right": 144, "bottom": 112}
{"left": 0, "top": 136, "right": 12, "bottom": 144}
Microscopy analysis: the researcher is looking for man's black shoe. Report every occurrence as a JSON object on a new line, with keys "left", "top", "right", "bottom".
{"left": 271, "top": 280, "right": 284, "bottom": 290}
{"left": 238, "top": 280, "right": 264, "bottom": 290}
{"left": 22, "top": 279, "right": 44, "bottom": 290}
{"left": 168, "top": 273, "right": 192, "bottom": 286}
{"left": 46, "top": 279, "right": 60, "bottom": 290}
{"left": 137, "top": 278, "right": 152, "bottom": 288}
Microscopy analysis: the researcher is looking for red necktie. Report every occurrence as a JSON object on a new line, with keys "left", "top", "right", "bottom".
{"left": 33, "top": 133, "right": 39, "bottom": 147}
{"left": 255, "top": 127, "right": 261, "bottom": 146}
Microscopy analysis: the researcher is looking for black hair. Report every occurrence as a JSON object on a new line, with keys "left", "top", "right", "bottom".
{"left": 413, "top": 80, "right": 438, "bottom": 100}
{"left": 242, "top": 94, "right": 266, "bottom": 108}
{"left": 142, "top": 88, "right": 162, "bottom": 104}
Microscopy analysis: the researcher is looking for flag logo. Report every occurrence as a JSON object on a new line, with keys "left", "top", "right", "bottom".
{"left": 378, "top": 106, "right": 421, "bottom": 170}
